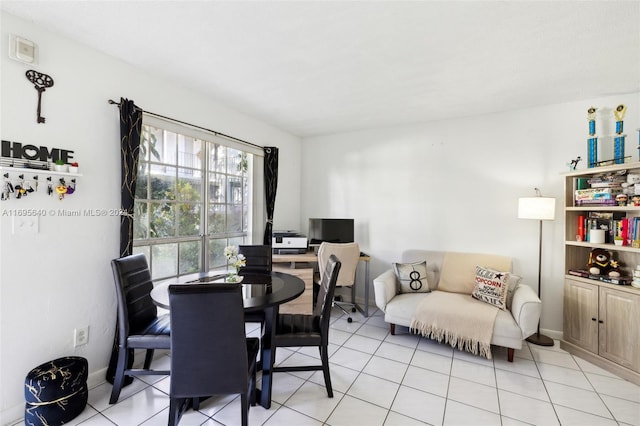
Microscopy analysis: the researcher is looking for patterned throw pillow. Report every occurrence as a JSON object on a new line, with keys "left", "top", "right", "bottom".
{"left": 471, "top": 266, "right": 511, "bottom": 310}
{"left": 393, "top": 261, "right": 431, "bottom": 294}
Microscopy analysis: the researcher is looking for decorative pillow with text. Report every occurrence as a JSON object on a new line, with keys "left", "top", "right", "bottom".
{"left": 393, "top": 261, "right": 431, "bottom": 294}
{"left": 471, "top": 266, "right": 510, "bottom": 310}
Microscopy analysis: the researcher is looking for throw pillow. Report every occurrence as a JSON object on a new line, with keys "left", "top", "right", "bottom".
{"left": 471, "top": 266, "right": 511, "bottom": 310}
{"left": 393, "top": 261, "right": 431, "bottom": 294}
{"left": 506, "top": 274, "right": 522, "bottom": 310}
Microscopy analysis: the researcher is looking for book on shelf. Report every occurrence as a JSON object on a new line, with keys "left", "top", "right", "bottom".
{"left": 575, "top": 188, "right": 623, "bottom": 200}
{"left": 575, "top": 199, "right": 618, "bottom": 206}
{"left": 578, "top": 212, "right": 625, "bottom": 243}
{"left": 568, "top": 269, "right": 632, "bottom": 285}
{"left": 587, "top": 176, "right": 626, "bottom": 188}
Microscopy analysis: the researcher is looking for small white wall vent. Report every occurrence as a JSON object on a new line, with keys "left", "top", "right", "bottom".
{"left": 9, "top": 34, "right": 38, "bottom": 64}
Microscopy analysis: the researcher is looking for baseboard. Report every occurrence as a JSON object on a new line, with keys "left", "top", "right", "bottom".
{"left": 541, "top": 328, "right": 563, "bottom": 342}
{"left": 0, "top": 404, "right": 24, "bottom": 426}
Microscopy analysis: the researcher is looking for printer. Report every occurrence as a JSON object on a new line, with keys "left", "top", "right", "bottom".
{"left": 272, "top": 230, "right": 308, "bottom": 254}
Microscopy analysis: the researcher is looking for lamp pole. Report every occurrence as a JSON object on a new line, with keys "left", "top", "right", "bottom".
{"left": 526, "top": 218, "right": 554, "bottom": 346}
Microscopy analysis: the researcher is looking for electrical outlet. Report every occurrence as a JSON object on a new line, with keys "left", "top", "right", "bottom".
{"left": 74, "top": 326, "right": 89, "bottom": 347}
{"left": 12, "top": 216, "right": 39, "bottom": 234}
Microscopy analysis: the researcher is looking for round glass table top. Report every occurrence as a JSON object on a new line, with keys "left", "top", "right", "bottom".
{"left": 151, "top": 271, "right": 304, "bottom": 311}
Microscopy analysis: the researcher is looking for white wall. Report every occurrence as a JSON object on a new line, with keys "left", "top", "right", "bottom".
{"left": 0, "top": 12, "right": 302, "bottom": 423}
{"left": 301, "top": 92, "right": 640, "bottom": 338}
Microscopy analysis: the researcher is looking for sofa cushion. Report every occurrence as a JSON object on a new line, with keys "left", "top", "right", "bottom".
{"left": 471, "top": 266, "right": 511, "bottom": 310}
{"left": 385, "top": 292, "right": 431, "bottom": 322}
{"left": 393, "top": 261, "right": 431, "bottom": 293}
{"left": 438, "top": 252, "right": 512, "bottom": 294}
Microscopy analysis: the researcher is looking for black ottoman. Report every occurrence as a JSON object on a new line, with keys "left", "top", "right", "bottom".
{"left": 25, "top": 357, "right": 88, "bottom": 425}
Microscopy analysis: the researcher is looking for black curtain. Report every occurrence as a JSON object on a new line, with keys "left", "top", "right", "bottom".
{"left": 263, "top": 147, "right": 279, "bottom": 245}
{"left": 118, "top": 98, "right": 143, "bottom": 257}
{"left": 107, "top": 98, "right": 142, "bottom": 385}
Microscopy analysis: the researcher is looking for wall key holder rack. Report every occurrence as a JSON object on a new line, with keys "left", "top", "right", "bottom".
{"left": 1, "top": 164, "right": 82, "bottom": 201}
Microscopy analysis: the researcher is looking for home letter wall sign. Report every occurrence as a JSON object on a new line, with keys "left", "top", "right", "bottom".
{"left": 1, "top": 140, "right": 74, "bottom": 164}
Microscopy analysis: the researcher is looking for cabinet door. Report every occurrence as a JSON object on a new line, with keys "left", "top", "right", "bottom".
{"left": 564, "top": 279, "right": 599, "bottom": 353}
{"left": 599, "top": 287, "right": 640, "bottom": 372}
{"left": 274, "top": 265, "right": 314, "bottom": 315}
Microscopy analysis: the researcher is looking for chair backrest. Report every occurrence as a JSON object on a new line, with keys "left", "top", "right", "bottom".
{"left": 239, "top": 245, "right": 272, "bottom": 273}
{"left": 111, "top": 253, "right": 157, "bottom": 338}
{"left": 314, "top": 255, "right": 342, "bottom": 331}
{"left": 317, "top": 242, "right": 359, "bottom": 286}
{"left": 168, "top": 283, "right": 249, "bottom": 397}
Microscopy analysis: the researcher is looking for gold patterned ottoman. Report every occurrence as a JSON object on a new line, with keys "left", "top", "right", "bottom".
{"left": 24, "top": 357, "right": 88, "bottom": 425}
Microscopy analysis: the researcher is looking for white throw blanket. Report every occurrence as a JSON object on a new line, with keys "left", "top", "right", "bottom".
{"left": 410, "top": 291, "right": 498, "bottom": 359}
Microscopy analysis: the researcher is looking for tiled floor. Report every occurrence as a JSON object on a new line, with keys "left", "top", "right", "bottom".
{"left": 35, "top": 307, "right": 640, "bottom": 425}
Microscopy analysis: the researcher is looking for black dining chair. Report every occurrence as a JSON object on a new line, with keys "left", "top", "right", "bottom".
{"left": 238, "top": 245, "right": 272, "bottom": 273}
{"left": 109, "top": 253, "right": 170, "bottom": 404}
{"left": 238, "top": 245, "right": 271, "bottom": 326}
{"left": 168, "top": 283, "right": 259, "bottom": 426}
{"left": 273, "top": 254, "right": 341, "bottom": 397}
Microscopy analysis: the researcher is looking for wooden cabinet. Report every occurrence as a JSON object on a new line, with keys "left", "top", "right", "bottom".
{"left": 599, "top": 286, "right": 640, "bottom": 370}
{"left": 273, "top": 263, "right": 314, "bottom": 315}
{"left": 564, "top": 278, "right": 640, "bottom": 374}
{"left": 564, "top": 278, "right": 599, "bottom": 353}
{"left": 562, "top": 162, "right": 640, "bottom": 385}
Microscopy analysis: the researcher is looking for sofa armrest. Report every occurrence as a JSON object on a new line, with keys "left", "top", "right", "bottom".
{"left": 510, "top": 284, "right": 542, "bottom": 338}
{"left": 373, "top": 269, "right": 397, "bottom": 312}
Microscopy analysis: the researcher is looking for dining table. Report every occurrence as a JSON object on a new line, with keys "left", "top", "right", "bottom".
{"left": 150, "top": 270, "right": 305, "bottom": 409}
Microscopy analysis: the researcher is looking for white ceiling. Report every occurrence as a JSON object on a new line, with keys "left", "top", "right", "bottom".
{"left": 2, "top": 1, "right": 639, "bottom": 137}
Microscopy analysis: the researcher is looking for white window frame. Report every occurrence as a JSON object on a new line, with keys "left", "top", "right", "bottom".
{"left": 133, "top": 115, "right": 265, "bottom": 280}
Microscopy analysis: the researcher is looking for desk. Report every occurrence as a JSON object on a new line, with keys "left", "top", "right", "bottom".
{"left": 151, "top": 271, "right": 304, "bottom": 409}
{"left": 273, "top": 251, "right": 371, "bottom": 317}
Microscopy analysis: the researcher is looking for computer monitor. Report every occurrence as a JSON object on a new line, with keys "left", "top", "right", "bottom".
{"left": 308, "top": 218, "right": 355, "bottom": 246}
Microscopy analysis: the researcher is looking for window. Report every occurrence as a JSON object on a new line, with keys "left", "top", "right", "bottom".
{"left": 132, "top": 117, "right": 261, "bottom": 280}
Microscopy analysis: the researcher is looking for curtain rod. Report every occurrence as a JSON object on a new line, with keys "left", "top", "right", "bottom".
{"left": 108, "top": 99, "right": 263, "bottom": 150}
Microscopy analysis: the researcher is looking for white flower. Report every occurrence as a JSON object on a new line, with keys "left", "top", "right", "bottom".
{"left": 224, "top": 245, "right": 246, "bottom": 273}
{"left": 224, "top": 245, "right": 238, "bottom": 259}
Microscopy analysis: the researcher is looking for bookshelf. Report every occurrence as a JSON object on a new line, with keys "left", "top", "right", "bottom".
{"left": 561, "top": 161, "right": 640, "bottom": 385}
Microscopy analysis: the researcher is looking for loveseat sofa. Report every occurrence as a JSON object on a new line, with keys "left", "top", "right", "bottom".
{"left": 373, "top": 250, "right": 542, "bottom": 361}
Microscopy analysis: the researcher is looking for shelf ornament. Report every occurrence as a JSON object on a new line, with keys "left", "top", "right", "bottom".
{"left": 587, "top": 107, "right": 598, "bottom": 168}
{"left": 613, "top": 104, "right": 627, "bottom": 164}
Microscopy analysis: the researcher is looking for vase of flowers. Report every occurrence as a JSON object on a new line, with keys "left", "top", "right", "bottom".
{"left": 224, "top": 245, "right": 246, "bottom": 283}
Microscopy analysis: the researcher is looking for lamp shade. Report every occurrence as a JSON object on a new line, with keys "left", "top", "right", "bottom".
{"left": 518, "top": 197, "right": 556, "bottom": 221}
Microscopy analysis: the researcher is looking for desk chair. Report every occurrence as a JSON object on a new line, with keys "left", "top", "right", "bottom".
{"left": 109, "top": 253, "right": 170, "bottom": 404}
{"left": 273, "top": 254, "right": 341, "bottom": 397}
{"left": 168, "top": 284, "right": 259, "bottom": 426}
{"left": 314, "top": 242, "right": 360, "bottom": 323}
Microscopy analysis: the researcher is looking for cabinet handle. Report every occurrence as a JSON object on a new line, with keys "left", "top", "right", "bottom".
{"left": 591, "top": 318, "right": 597, "bottom": 321}
{"left": 598, "top": 320, "right": 604, "bottom": 324}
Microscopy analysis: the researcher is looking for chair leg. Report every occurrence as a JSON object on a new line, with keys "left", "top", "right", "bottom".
{"left": 319, "top": 345, "right": 333, "bottom": 398}
{"left": 168, "top": 397, "right": 184, "bottom": 426}
{"left": 109, "top": 346, "right": 128, "bottom": 404}
{"left": 390, "top": 323, "right": 395, "bottom": 335}
{"left": 143, "top": 349, "right": 155, "bottom": 369}
{"left": 241, "top": 393, "right": 248, "bottom": 426}
{"left": 249, "top": 363, "right": 257, "bottom": 406}
{"left": 507, "top": 347, "right": 514, "bottom": 362}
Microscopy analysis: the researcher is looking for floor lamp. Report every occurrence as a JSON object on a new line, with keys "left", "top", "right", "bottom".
{"left": 518, "top": 188, "right": 556, "bottom": 346}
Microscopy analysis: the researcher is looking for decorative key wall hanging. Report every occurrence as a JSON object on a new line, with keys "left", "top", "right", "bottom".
{"left": 25, "top": 70, "right": 54, "bottom": 123}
